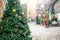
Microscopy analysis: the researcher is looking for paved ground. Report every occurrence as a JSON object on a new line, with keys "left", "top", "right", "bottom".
{"left": 28, "top": 22, "right": 60, "bottom": 40}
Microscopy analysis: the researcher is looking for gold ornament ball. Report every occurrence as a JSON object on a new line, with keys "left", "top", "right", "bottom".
{"left": 13, "top": 1, "right": 16, "bottom": 4}
{"left": 13, "top": 9, "right": 16, "bottom": 12}
{"left": 22, "top": 12, "right": 24, "bottom": 15}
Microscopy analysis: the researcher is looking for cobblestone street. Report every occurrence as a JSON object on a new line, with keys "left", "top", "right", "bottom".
{"left": 28, "top": 22, "right": 60, "bottom": 40}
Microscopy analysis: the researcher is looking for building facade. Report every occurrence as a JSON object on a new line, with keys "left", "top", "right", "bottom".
{"left": 0, "top": 0, "right": 4, "bottom": 19}
{"left": 36, "top": 0, "right": 50, "bottom": 18}
{"left": 27, "top": 1, "right": 36, "bottom": 20}
{"left": 21, "top": 4, "right": 27, "bottom": 16}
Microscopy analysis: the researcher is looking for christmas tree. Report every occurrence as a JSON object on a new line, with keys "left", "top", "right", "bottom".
{"left": 0, "top": 0, "right": 31, "bottom": 40}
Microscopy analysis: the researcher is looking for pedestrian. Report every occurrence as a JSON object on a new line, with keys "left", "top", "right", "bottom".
{"left": 43, "top": 16, "right": 49, "bottom": 28}
{"left": 36, "top": 16, "right": 39, "bottom": 24}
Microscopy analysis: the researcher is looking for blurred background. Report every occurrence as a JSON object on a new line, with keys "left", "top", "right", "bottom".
{"left": 20, "top": 0, "right": 60, "bottom": 26}
{"left": 1, "top": 0, "right": 60, "bottom": 26}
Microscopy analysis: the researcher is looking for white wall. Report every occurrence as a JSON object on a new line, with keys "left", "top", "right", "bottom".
{"left": 57, "top": 13, "right": 60, "bottom": 20}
